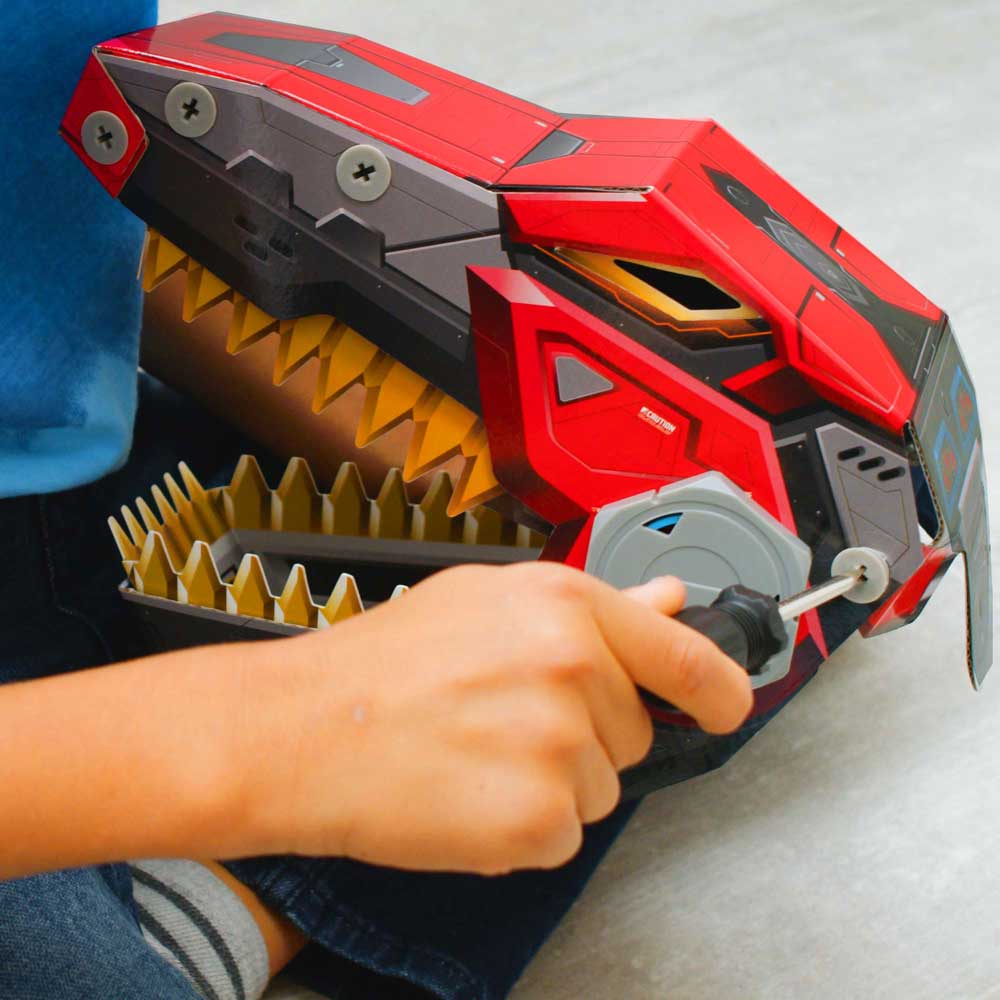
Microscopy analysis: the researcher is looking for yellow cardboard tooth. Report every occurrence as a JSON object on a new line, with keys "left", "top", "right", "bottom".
{"left": 277, "top": 564, "right": 318, "bottom": 627}
{"left": 369, "top": 468, "right": 410, "bottom": 539}
{"left": 322, "top": 462, "right": 369, "bottom": 536}
{"left": 273, "top": 457, "right": 321, "bottom": 532}
{"left": 164, "top": 472, "right": 194, "bottom": 519}
{"left": 182, "top": 264, "right": 232, "bottom": 322}
{"left": 177, "top": 462, "right": 228, "bottom": 537}
{"left": 108, "top": 516, "right": 139, "bottom": 563}
{"left": 223, "top": 455, "right": 270, "bottom": 530}
{"left": 313, "top": 324, "right": 380, "bottom": 412}
{"left": 411, "top": 472, "right": 462, "bottom": 542}
{"left": 151, "top": 483, "right": 195, "bottom": 558}
{"left": 135, "top": 496, "right": 161, "bottom": 535}
{"left": 227, "top": 295, "right": 280, "bottom": 354}
{"left": 462, "top": 505, "right": 506, "bottom": 546}
{"left": 142, "top": 230, "right": 188, "bottom": 292}
{"left": 274, "top": 314, "right": 335, "bottom": 385}
{"left": 176, "top": 461, "right": 206, "bottom": 497}
{"left": 448, "top": 433, "right": 503, "bottom": 517}
{"left": 121, "top": 505, "right": 148, "bottom": 549}
{"left": 136, "top": 532, "right": 178, "bottom": 600}
{"left": 403, "top": 392, "right": 479, "bottom": 481}
{"left": 320, "top": 573, "right": 363, "bottom": 626}
{"left": 164, "top": 473, "right": 212, "bottom": 544}
{"left": 179, "top": 541, "right": 227, "bottom": 610}
{"left": 228, "top": 553, "right": 274, "bottom": 619}
{"left": 355, "top": 356, "right": 430, "bottom": 447}
{"left": 133, "top": 495, "right": 186, "bottom": 567}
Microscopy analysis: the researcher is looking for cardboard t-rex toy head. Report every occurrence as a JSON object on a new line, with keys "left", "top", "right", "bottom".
{"left": 62, "top": 13, "right": 993, "bottom": 794}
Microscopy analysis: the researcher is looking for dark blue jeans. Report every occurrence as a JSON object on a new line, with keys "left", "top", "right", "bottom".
{"left": 0, "top": 376, "right": 636, "bottom": 1000}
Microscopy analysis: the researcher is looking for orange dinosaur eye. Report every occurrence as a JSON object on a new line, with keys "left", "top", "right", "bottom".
{"left": 544, "top": 247, "right": 770, "bottom": 349}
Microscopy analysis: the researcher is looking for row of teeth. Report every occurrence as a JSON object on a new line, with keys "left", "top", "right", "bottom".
{"left": 110, "top": 456, "right": 545, "bottom": 629}
{"left": 123, "top": 529, "right": 370, "bottom": 628}
{"left": 143, "top": 229, "right": 502, "bottom": 517}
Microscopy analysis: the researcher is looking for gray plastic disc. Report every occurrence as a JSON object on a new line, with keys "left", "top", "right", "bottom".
{"left": 336, "top": 144, "right": 392, "bottom": 202}
{"left": 164, "top": 82, "right": 217, "bottom": 138}
{"left": 585, "top": 472, "right": 812, "bottom": 686}
{"left": 831, "top": 546, "right": 892, "bottom": 604}
{"left": 81, "top": 111, "right": 129, "bottom": 165}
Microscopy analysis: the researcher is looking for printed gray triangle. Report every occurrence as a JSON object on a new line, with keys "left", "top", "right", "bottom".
{"left": 555, "top": 355, "right": 615, "bottom": 403}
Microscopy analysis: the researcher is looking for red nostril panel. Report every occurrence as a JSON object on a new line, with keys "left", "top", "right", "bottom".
{"left": 60, "top": 52, "right": 147, "bottom": 197}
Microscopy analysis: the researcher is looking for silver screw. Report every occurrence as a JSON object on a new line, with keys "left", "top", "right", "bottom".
{"left": 336, "top": 144, "right": 391, "bottom": 202}
{"left": 165, "top": 82, "right": 217, "bottom": 138}
{"left": 81, "top": 110, "right": 128, "bottom": 165}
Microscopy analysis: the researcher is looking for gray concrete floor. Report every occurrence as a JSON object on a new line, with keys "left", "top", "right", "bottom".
{"left": 159, "top": 2, "right": 1000, "bottom": 996}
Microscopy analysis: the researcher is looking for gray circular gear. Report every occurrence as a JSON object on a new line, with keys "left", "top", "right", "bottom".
{"left": 164, "top": 82, "right": 217, "bottom": 138}
{"left": 336, "top": 144, "right": 392, "bottom": 202}
{"left": 81, "top": 111, "right": 129, "bottom": 165}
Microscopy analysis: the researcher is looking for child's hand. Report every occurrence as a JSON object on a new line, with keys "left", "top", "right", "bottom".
{"left": 244, "top": 562, "right": 753, "bottom": 875}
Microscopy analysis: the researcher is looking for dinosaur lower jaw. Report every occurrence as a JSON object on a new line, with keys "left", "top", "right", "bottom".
{"left": 110, "top": 230, "right": 544, "bottom": 633}
{"left": 110, "top": 455, "right": 545, "bottom": 630}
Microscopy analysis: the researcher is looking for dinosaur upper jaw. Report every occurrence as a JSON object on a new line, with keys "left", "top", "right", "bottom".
{"left": 141, "top": 227, "right": 504, "bottom": 520}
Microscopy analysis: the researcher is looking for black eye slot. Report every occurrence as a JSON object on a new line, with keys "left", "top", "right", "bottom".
{"left": 614, "top": 260, "right": 740, "bottom": 311}
{"left": 878, "top": 467, "right": 906, "bottom": 482}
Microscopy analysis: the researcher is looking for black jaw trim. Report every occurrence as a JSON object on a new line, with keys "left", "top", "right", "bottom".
{"left": 123, "top": 113, "right": 483, "bottom": 413}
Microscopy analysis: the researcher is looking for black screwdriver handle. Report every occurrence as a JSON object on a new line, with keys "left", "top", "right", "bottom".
{"left": 674, "top": 584, "right": 787, "bottom": 675}
{"left": 640, "top": 584, "right": 790, "bottom": 716}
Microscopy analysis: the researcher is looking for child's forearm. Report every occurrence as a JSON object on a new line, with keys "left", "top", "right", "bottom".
{"left": 0, "top": 641, "right": 276, "bottom": 878}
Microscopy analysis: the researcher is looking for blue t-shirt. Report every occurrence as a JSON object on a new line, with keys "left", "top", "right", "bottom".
{"left": 0, "top": 0, "right": 157, "bottom": 498}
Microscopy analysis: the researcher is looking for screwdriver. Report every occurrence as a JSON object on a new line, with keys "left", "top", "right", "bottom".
{"left": 672, "top": 546, "right": 891, "bottom": 674}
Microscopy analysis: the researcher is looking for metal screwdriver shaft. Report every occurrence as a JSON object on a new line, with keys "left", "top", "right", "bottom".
{"left": 778, "top": 567, "right": 866, "bottom": 623}
{"left": 673, "top": 547, "right": 892, "bottom": 675}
